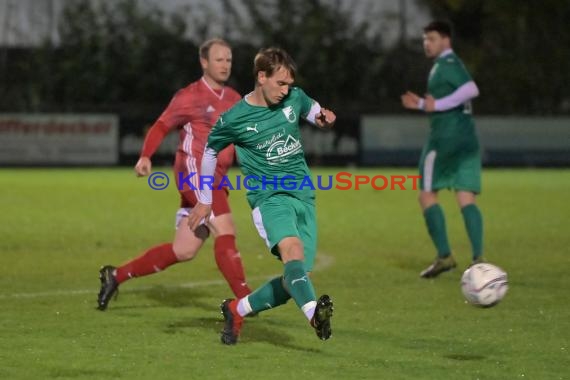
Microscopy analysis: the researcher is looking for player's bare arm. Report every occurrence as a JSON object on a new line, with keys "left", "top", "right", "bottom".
{"left": 134, "top": 156, "right": 152, "bottom": 177}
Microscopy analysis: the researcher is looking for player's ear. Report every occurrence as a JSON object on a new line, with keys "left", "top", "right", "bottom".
{"left": 200, "top": 56, "right": 208, "bottom": 71}
{"left": 257, "top": 71, "right": 267, "bottom": 85}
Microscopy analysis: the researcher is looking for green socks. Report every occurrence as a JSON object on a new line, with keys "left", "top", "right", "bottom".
{"left": 424, "top": 204, "right": 451, "bottom": 258}
{"left": 424, "top": 203, "right": 484, "bottom": 261}
{"left": 461, "top": 204, "right": 483, "bottom": 260}
{"left": 246, "top": 261, "right": 317, "bottom": 316}
{"left": 247, "top": 276, "right": 291, "bottom": 313}
{"left": 283, "top": 260, "right": 316, "bottom": 309}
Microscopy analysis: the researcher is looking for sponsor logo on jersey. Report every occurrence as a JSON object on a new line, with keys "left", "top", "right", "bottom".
{"left": 266, "top": 134, "right": 302, "bottom": 164}
{"left": 246, "top": 123, "right": 259, "bottom": 133}
{"left": 256, "top": 130, "right": 285, "bottom": 150}
{"left": 282, "top": 106, "right": 297, "bottom": 123}
{"left": 206, "top": 105, "right": 215, "bottom": 113}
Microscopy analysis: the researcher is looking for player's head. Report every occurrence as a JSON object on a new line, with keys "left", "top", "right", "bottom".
{"left": 253, "top": 47, "right": 297, "bottom": 106}
{"left": 423, "top": 21, "right": 453, "bottom": 58}
{"left": 199, "top": 38, "right": 232, "bottom": 85}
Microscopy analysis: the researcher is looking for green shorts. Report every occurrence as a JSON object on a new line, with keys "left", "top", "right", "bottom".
{"left": 251, "top": 194, "right": 317, "bottom": 271}
{"left": 419, "top": 140, "right": 481, "bottom": 193}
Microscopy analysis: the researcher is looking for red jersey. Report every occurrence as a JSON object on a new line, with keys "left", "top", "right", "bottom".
{"left": 140, "top": 77, "right": 241, "bottom": 189}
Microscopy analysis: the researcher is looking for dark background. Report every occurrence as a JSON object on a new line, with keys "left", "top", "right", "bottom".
{"left": 1, "top": 0, "right": 569, "bottom": 166}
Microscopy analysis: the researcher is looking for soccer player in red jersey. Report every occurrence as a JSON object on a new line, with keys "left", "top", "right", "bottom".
{"left": 97, "top": 38, "right": 252, "bottom": 310}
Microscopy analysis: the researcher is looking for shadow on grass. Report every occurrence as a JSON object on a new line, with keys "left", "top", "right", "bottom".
{"left": 404, "top": 338, "right": 487, "bottom": 362}
{"left": 242, "top": 321, "right": 326, "bottom": 353}
{"left": 48, "top": 368, "right": 121, "bottom": 378}
{"left": 444, "top": 353, "right": 486, "bottom": 361}
{"left": 164, "top": 316, "right": 326, "bottom": 353}
{"left": 143, "top": 285, "right": 217, "bottom": 311}
{"left": 95, "top": 285, "right": 218, "bottom": 312}
{"left": 111, "top": 286, "right": 328, "bottom": 353}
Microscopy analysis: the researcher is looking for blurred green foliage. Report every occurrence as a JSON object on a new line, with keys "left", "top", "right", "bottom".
{"left": 0, "top": 0, "right": 568, "bottom": 116}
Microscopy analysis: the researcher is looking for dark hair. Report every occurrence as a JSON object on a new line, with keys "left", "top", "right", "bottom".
{"left": 423, "top": 21, "right": 453, "bottom": 38}
{"left": 253, "top": 47, "right": 297, "bottom": 80}
{"left": 199, "top": 38, "right": 231, "bottom": 60}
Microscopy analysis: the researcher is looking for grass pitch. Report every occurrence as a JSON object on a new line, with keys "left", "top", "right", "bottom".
{"left": 0, "top": 167, "right": 568, "bottom": 379}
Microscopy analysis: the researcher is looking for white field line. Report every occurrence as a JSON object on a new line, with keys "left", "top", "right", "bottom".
{"left": 0, "top": 253, "right": 335, "bottom": 300}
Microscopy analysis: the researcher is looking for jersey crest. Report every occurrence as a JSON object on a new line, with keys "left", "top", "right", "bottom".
{"left": 282, "top": 106, "right": 297, "bottom": 123}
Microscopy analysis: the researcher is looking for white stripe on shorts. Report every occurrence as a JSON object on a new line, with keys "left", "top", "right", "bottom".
{"left": 252, "top": 207, "right": 271, "bottom": 248}
{"left": 423, "top": 150, "right": 437, "bottom": 192}
{"left": 182, "top": 123, "right": 200, "bottom": 200}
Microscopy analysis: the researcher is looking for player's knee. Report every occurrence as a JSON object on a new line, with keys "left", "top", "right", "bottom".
{"left": 172, "top": 243, "right": 198, "bottom": 261}
{"left": 458, "top": 198, "right": 476, "bottom": 208}
{"left": 209, "top": 214, "right": 236, "bottom": 238}
{"left": 210, "top": 223, "right": 236, "bottom": 238}
{"left": 456, "top": 191, "right": 476, "bottom": 208}
{"left": 279, "top": 238, "right": 305, "bottom": 262}
{"left": 419, "top": 191, "right": 437, "bottom": 209}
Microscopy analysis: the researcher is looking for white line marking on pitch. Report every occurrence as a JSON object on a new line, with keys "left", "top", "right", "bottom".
{"left": 0, "top": 253, "right": 334, "bottom": 300}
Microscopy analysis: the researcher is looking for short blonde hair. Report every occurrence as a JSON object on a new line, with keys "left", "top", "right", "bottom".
{"left": 199, "top": 38, "right": 231, "bottom": 60}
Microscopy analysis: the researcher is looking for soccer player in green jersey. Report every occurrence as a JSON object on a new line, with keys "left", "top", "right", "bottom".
{"left": 188, "top": 47, "right": 336, "bottom": 344}
{"left": 401, "top": 20, "right": 484, "bottom": 278}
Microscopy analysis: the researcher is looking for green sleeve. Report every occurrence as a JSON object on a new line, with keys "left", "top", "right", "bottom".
{"left": 443, "top": 61, "right": 472, "bottom": 89}
{"left": 296, "top": 87, "right": 316, "bottom": 118}
{"left": 207, "top": 114, "right": 236, "bottom": 153}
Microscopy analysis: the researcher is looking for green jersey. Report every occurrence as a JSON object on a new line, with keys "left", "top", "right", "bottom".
{"left": 427, "top": 51, "right": 476, "bottom": 141}
{"left": 207, "top": 87, "right": 316, "bottom": 209}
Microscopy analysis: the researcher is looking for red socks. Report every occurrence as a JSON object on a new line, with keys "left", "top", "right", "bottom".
{"left": 115, "top": 243, "right": 178, "bottom": 284}
{"left": 114, "top": 237, "right": 251, "bottom": 299}
{"left": 214, "top": 235, "right": 251, "bottom": 298}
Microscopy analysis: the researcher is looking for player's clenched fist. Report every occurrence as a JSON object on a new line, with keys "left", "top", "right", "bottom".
{"left": 134, "top": 156, "right": 152, "bottom": 177}
{"left": 315, "top": 108, "right": 336, "bottom": 128}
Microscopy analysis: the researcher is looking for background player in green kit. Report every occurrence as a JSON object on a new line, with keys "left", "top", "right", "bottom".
{"left": 401, "top": 20, "right": 484, "bottom": 278}
{"left": 188, "top": 47, "right": 336, "bottom": 344}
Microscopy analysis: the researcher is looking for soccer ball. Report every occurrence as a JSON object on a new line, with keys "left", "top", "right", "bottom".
{"left": 461, "top": 263, "right": 508, "bottom": 307}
